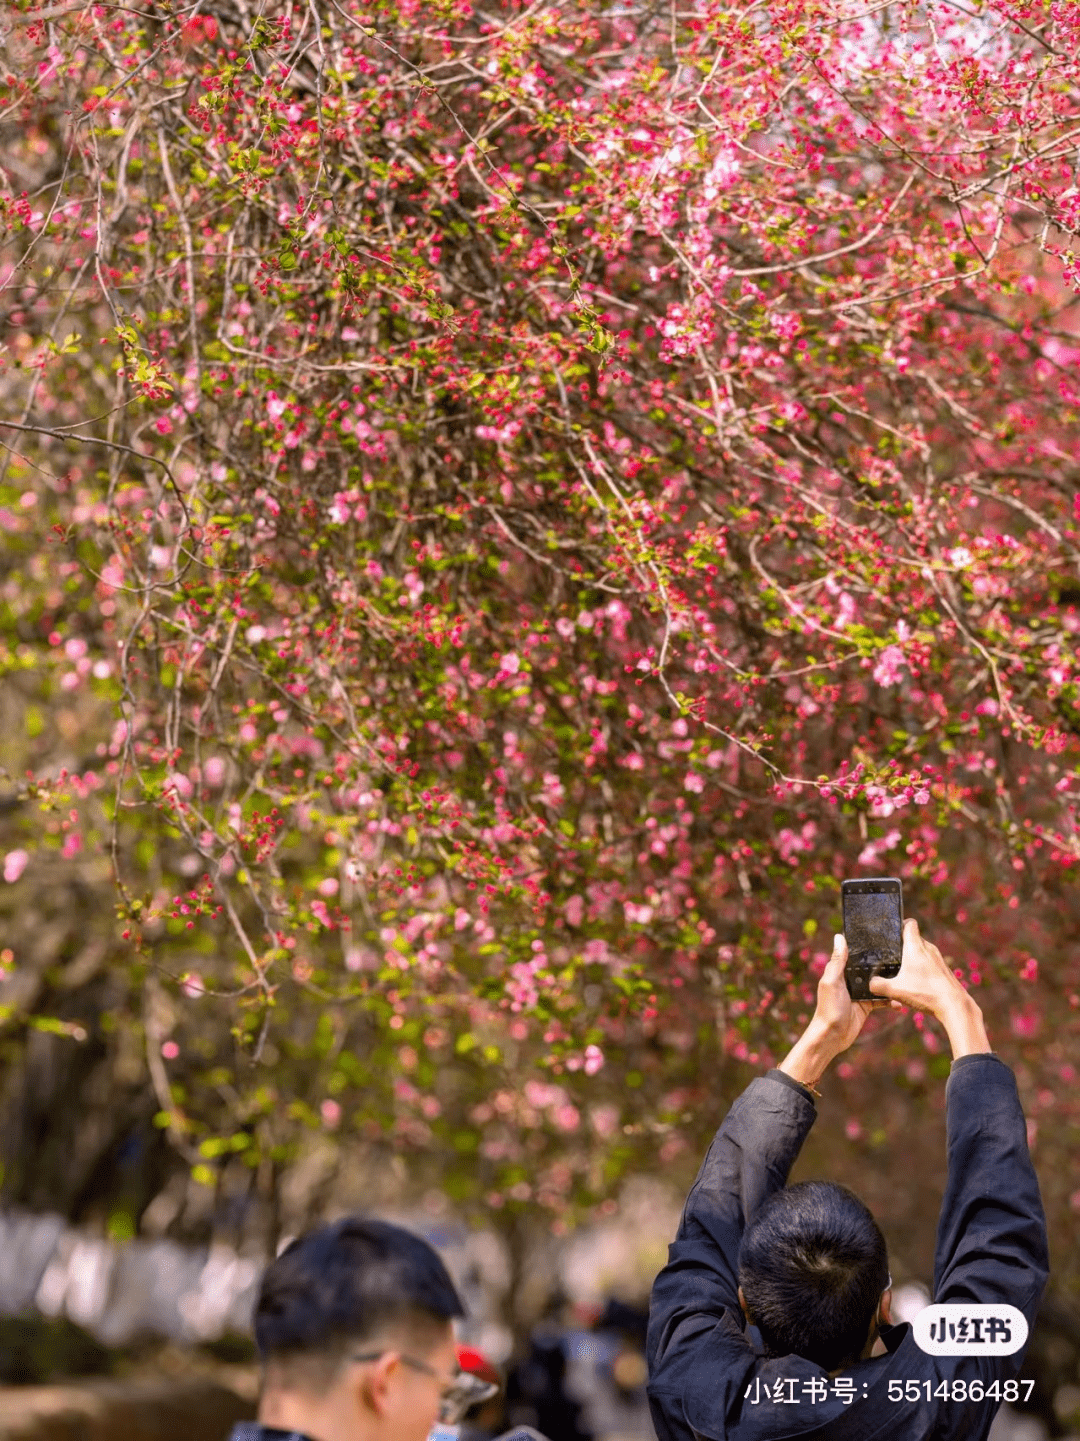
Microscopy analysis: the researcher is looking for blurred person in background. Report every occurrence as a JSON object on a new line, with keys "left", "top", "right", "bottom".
{"left": 556, "top": 1298, "right": 652, "bottom": 1441}
{"left": 647, "top": 921, "right": 1048, "bottom": 1441}
{"left": 455, "top": 1346, "right": 507, "bottom": 1441}
{"left": 505, "top": 1296, "right": 594, "bottom": 1441}
{"left": 229, "top": 1216, "right": 496, "bottom": 1441}
{"left": 592, "top": 1298, "right": 651, "bottom": 1437}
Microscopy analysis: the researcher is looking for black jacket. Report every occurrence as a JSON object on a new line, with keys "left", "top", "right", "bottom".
{"left": 647, "top": 1054, "right": 1049, "bottom": 1441}
{"left": 229, "top": 1428, "right": 309, "bottom": 1441}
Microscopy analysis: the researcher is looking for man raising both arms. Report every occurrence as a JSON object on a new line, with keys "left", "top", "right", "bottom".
{"left": 646, "top": 918, "right": 1048, "bottom": 1441}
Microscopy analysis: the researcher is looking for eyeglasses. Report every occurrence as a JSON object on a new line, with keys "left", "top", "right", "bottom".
{"left": 352, "top": 1351, "right": 499, "bottom": 1425}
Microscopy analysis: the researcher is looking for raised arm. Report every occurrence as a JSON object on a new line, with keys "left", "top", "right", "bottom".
{"left": 871, "top": 921, "right": 1047, "bottom": 1323}
{"left": 644, "top": 1069, "right": 819, "bottom": 1441}
{"left": 777, "top": 931, "right": 880, "bottom": 1090}
{"left": 648, "top": 936, "right": 875, "bottom": 1371}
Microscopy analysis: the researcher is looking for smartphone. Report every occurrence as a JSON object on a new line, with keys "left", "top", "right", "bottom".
{"left": 841, "top": 877, "right": 903, "bottom": 1000}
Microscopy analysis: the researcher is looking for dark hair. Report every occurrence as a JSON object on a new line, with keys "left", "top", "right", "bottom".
{"left": 738, "top": 1181, "right": 888, "bottom": 1373}
{"left": 254, "top": 1216, "right": 465, "bottom": 1362}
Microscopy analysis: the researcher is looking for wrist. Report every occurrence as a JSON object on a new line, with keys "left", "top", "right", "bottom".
{"left": 936, "top": 992, "right": 990, "bottom": 1058}
{"left": 933, "top": 987, "right": 979, "bottom": 1024}
{"left": 779, "top": 1021, "right": 842, "bottom": 1088}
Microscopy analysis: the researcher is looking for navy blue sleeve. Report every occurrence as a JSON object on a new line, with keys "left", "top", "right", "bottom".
{"left": 645, "top": 1052, "right": 1050, "bottom": 1441}
{"left": 933, "top": 1053, "right": 1049, "bottom": 1329}
{"left": 646, "top": 1071, "right": 817, "bottom": 1377}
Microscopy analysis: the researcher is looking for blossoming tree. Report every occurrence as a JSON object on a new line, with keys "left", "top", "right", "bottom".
{"left": 2, "top": 0, "right": 1080, "bottom": 1288}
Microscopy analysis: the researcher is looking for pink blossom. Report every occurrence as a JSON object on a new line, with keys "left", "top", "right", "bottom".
{"left": 507, "top": 961, "right": 540, "bottom": 1011}
{"left": 590, "top": 1105, "right": 619, "bottom": 1137}
{"left": 777, "top": 822, "right": 817, "bottom": 863}
{"left": 540, "top": 772, "right": 566, "bottom": 807}
{"left": 100, "top": 559, "right": 125, "bottom": 593}
{"left": 703, "top": 144, "right": 740, "bottom": 198}
{"left": 770, "top": 311, "right": 802, "bottom": 341}
{"left": 3, "top": 850, "right": 29, "bottom": 884}
{"left": 605, "top": 599, "right": 632, "bottom": 640}
{"left": 525, "top": 1079, "right": 563, "bottom": 1108}
{"left": 328, "top": 490, "right": 367, "bottom": 525}
{"left": 872, "top": 645, "right": 906, "bottom": 687}
{"left": 166, "top": 771, "right": 194, "bottom": 800}
{"left": 858, "top": 827, "right": 902, "bottom": 866}
{"left": 835, "top": 592, "right": 856, "bottom": 628}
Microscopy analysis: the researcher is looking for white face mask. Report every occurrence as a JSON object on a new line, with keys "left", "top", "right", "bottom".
{"left": 427, "top": 1425, "right": 461, "bottom": 1441}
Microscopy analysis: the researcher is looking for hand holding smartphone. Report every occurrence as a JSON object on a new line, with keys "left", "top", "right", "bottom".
{"left": 841, "top": 877, "right": 903, "bottom": 1000}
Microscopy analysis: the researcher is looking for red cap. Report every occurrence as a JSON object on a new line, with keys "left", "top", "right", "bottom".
{"left": 456, "top": 1346, "right": 501, "bottom": 1388}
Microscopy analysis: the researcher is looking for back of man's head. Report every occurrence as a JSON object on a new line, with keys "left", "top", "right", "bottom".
{"left": 738, "top": 1181, "right": 888, "bottom": 1373}
{"left": 254, "top": 1215, "right": 465, "bottom": 1384}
